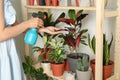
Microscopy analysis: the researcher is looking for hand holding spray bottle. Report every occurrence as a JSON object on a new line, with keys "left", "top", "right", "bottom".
{"left": 24, "top": 12, "right": 44, "bottom": 45}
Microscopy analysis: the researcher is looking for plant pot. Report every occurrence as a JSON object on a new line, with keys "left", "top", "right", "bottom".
{"left": 76, "top": 69, "right": 92, "bottom": 80}
{"left": 90, "top": 59, "right": 114, "bottom": 80}
{"left": 51, "top": 0, "right": 58, "bottom": 6}
{"left": 51, "top": 62, "right": 65, "bottom": 76}
{"left": 41, "top": 60, "right": 51, "bottom": 72}
{"left": 64, "top": 59, "right": 70, "bottom": 72}
{"left": 39, "top": 0, "right": 46, "bottom": 6}
{"left": 64, "top": 71, "right": 75, "bottom": 80}
{"left": 45, "top": 0, "right": 51, "bottom": 6}
{"left": 67, "top": 53, "right": 85, "bottom": 73}
{"left": 29, "top": 0, "right": 34, "bottom": 5}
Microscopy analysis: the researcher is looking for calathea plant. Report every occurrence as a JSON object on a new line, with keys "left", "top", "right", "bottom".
{"left": 58, "top": 9, "right": 88, "bottom": 53}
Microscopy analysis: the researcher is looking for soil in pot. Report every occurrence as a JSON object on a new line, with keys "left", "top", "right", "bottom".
{"left": 90, "top": 59, "right": 114, "bottom": 80}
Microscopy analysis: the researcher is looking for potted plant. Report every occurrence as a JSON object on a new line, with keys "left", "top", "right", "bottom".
{"left": 88, "top": 34, "right": 114, "bottom": 80}
{"left": 32, "top": 11, "right": 65, "bottom": 60}
{"left": 48, "top": 35, "right": 66, "bottom": 76}
{"left": 22, "top": 56, "right": 49, "bottom": 80}
{"left": 76, "top": 54, "right": 92, "bottom": 80}
{"left": 58, "top": 9, "right": 88, "bottom": 72}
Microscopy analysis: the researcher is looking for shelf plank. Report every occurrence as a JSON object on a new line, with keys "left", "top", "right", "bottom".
{"left": 25, "top": 5, "right": 96, "bottom": 11}
{"left": 107, "top": 76, "right": 118, "bottom": 80}
{"left": 105, "top": 10, "right": 118, "bottom": 17}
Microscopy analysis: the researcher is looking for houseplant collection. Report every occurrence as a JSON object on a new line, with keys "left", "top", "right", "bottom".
{"left": 58, "top": 9, "right": 88, "bottom": 72}
{"left": 76, "top": 53, "right": 91, "bottom": 80}
{"left": 23, "top": 9, "right": 114, "bottom": 79}
{"left": 88, "top": 34, "right": 114, "bottom": 80}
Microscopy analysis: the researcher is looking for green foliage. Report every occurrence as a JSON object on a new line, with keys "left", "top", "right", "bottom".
{"left": 88, "top": 34, "right": 113, "bottom": 66}
{"left": 22, "top": 56, "right": 48, "bottom": 80}
{"left": 48, "top": 35, "right": 65, "bottom": 63}
{"left": 58, "top": 9, "right": 88, "bottom": 50}
{"left": 77, "top": 54, "right": 89, "bottom": 71}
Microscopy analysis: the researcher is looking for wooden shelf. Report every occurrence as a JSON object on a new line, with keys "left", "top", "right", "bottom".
{"left": 26, "top": 5, "right": 118, "bottom": 18}
{"left": 25, "top": 5, "right": 96, "bottom": 11}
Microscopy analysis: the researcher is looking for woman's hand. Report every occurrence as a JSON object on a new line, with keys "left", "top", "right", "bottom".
{"left": 39, "top": 26, "right": 66, "bottom": 35}
{"left": 23, "top": 18, "right": 44, "bottom": 29}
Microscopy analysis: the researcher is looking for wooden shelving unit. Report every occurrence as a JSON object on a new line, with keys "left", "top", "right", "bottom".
{"left": 21, "top": 0, "right": 120, "bottom": 80}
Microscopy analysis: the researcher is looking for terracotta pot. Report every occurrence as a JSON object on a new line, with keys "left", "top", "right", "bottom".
{"left": 51, "top": 63, "right": 65, "bottom": 76}
{"left": 76, "top": 0, "right": 79, "bottom": 7}
{"left": 36, "top": 0, "right": 40, "bottom": 5}
{"left": 45, "top": 0, "right": 51, "bottom": 6}
{"left": 51, "top": 0, "right": 58, "bottom": 6}
{"left": 64, "top": 59, "right": 70, "bottom": 72}
{"left": 90, "top": 59, "right": 114, "bottom": 80}
{"left": 29, "top": 0, "right": 34, "bottom": 5}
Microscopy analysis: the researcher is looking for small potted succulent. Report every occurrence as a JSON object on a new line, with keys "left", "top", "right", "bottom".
{"left": 58, "top": 9, "right": 88, "bottom": 72}
{"left": 88, "top": 34, "right": 114, "bottom": 80}
{"left": 76, "top": 54, "right": 91, "bottom": 80}
{"left": 48, "top": 35, "right": 66, "bottom": 76}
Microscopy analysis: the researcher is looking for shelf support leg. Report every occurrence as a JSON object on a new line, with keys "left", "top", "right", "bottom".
{"left": 96, "top": 0, "right": 104, "bottom": 80}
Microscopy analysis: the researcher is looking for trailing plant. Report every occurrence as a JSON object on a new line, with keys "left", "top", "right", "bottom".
{"left": 77, "top": 54, "right": 89, "bottom": 71}
{"left": 88, "top": 34, "right": 113, "bottom": 66}
{"left": 48, "top": 35, "right": 66, "bottom": 63}
{"left": 58, "top": 9, "right": 88, "bottom": 53}
{"left": 22, "top": 56, "right": 49, "bottom": 80}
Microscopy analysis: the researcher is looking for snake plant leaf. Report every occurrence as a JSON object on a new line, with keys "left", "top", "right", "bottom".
{"left": 108, "top": 34, "right": 113, "bottom": 51}
{"left": 92, "top": 36, "right": 96, "bottom": 54}
{"left": 68, "top": 9, "right": 76, "bottom": 20}
{"left": 88, "top": 34, "right": 91, "bottom": 48}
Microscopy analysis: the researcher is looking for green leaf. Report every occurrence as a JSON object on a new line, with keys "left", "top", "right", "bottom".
{"left": 77, "top": 10, "right": 83, "bottom": 17}
{"left": 80, "top": 29, "right": 88, "bottom": 35}
{"left": 91, "top": 36, "right": 96, "bottom": 54}
{"left": 68, "top": 9, "right": 76, "bottom": 20}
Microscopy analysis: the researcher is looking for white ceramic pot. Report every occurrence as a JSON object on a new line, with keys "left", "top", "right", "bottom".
{"left": 64, "top": 71, "right": 75, "bottom": 80}
{"left": 41, "top": 61, "right": 51, "bottom": 72}
{"left": 76, "top": 69, "right": 92, "bottom": 80}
